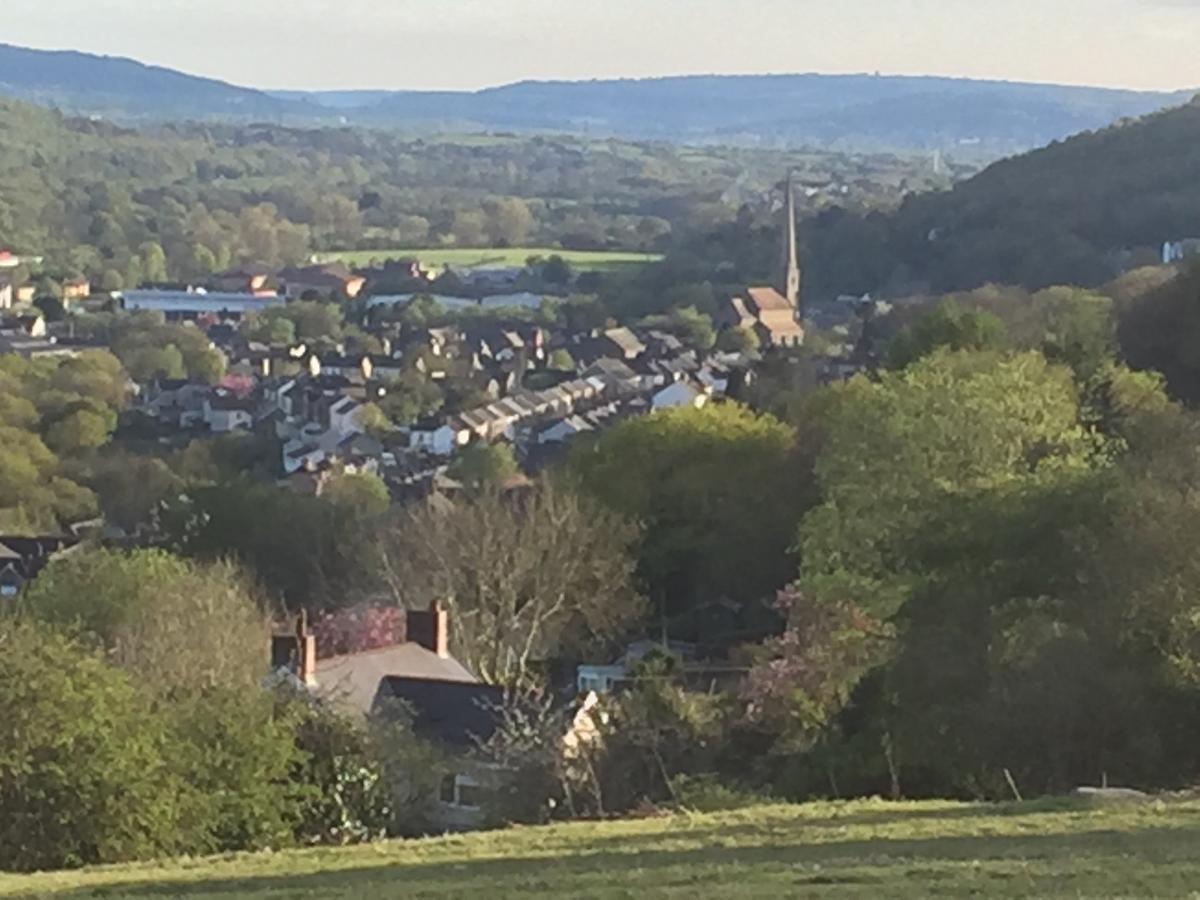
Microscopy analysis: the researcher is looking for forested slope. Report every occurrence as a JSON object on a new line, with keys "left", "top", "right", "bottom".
{"left": 804, "top": 98, "right": 1200, "bottom": 298}
{"left": 0, "top": 97, "right": 936, "bottom": 287}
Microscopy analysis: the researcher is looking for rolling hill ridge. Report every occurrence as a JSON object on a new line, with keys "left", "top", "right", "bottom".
{"left": 0, "top": 43, "right": 1193, "bottom": 154}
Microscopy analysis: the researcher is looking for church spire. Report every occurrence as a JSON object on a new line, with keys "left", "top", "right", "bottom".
{"left": 779, "top": 170, "right": 801, "bottom": 310}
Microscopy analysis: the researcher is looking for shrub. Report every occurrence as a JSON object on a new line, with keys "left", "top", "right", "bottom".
{"left": 0, "top": 620, "right": 185, "bottom": 871}
{"left": 168, "top": 687, "right": 304, "bottom": 854}
{"left": 288, "top": 697, "right": 397, "bottom": 845}
{"left": 668, "top": 774, "right": 770, "bottom": 812}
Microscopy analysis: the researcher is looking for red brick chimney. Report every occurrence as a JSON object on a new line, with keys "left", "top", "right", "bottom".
{"left": 406, "top": 600, "right": 450, "bottom": 658}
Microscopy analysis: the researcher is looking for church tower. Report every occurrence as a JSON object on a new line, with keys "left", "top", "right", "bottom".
{"left": 778, "top": 170, "right": 801, "bottom": 311}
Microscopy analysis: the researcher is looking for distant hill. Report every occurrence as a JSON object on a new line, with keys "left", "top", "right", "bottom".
{"left": 802, "top": 98, "right": 1200, "bottom": 298}
{"left": 319, "top": 75, "right": 1195, "bottom": 155}
{"left": 0, "top": 43, "right": 323, "bottom": 122}
{"left": 0, "top": 43, "right": 1192, "bottom": 154}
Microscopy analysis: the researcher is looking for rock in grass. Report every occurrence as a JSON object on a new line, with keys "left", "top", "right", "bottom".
{"left": 1073, "top": 787, "right": 1149, "bottom": 802}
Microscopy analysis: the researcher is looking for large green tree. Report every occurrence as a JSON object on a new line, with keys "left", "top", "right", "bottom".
{"left": 569, "top": 403, "right": 807, "bottom": 644}
{"left": 0, "top": 620, "right": 185, "bottom": 871}
{"left": 23, "top": 549, "right": 268, "bottom": 694}
{"left": 774, "top": 349, "right": 1200, "bottom": 798}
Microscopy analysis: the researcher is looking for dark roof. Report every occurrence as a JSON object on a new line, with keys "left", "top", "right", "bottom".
{"left": 0, "top": 535, "right": 77, "bottom": 582}
{"left": 280, "top": 263, "right": 363, "bottom": 289}
{"left": 320, "top": 354, "right": 367, "bottom": 369}
{"left": 207, "top": 394, "right": 256, "bottom": 412}
{"left": 373, "top": 677, "right": 505, "bottom": 749}
{"left": 214, "top": 263, "right": 273, "bottom": 279}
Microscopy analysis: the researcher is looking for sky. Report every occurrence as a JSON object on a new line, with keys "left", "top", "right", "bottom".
{"left": 5, "top": 0, "right": 1199, "bottom": 93}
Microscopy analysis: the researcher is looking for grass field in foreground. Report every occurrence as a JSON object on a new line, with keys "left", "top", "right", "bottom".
{"left": 5, "top": 797, "right": 1200, "bottom": 898}
{"left": 319, "top": 247, "right": 662, "bottom": 272}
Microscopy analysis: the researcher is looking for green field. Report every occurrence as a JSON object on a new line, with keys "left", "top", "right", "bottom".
{"left": 318, "top": 247, "right": 662, "bottom": 273}
{"left": 5, "top": 797, "right": 1200, "bottom": 898}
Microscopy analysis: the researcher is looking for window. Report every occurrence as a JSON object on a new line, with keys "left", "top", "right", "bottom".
{"left": 439, "top": 774, "right": 457, "bottom": 804}
{"left": 440, "top": 772, "right": 486, "bottom": 810}
{"left": 579, "top": 674, "right": 609, "bottom": 693}
{"left": 456, "top": 781, "right": 484, "bottom": 810}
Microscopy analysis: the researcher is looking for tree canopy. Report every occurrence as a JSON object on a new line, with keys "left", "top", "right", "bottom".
{"left": 569, "top": 403, "right": 807, "bottom": 645}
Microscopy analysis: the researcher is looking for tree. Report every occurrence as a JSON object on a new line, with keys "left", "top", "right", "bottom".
{"left": 740, "top": 588, "right": 893, "bottom": 752}
{"left": 124, "top": 344, "right": 186, "bottom": 381}
{"left": 353, "top": 402, "right": 392, "bottom": 439}
{"left": 0, "top": 353, "right": 127, "bottom": 531}
{"left": 541, "top": 255, "right": 573, "bottom": 286}
{"left": 44, "top": 405, "right": 116, "bottom": 454}
{"left": 82, "top": 450, "right": 183, "bottom": 534}
{"left": 779, "top": 349, "right": 1154, "bottom": 797}
{"left": 594, "top": 653, "right": 733, "bottom": 811}
{"left": 450, "top": 210, "right": 488, "bottom": 246}
{"left": 569, "top": 403, "right": 806, "bottom": 644}
{"left": 378, "top": 370, "right": 444, "bottom": 424}
{"left": 484, "top": 197, "right": 534, "bottom": 246}
{"left": 800, "top": 350, "right": 1106, "bottom": 623}
{"left": 168, "top": 481, "right": 383, "bottom": 609}
{"left": 190, "top": 244, "right": 217, "bottom": 278}
{"left": 324, "top": 471, "right": 391, "bottom": 519}
{"left": 267, "top": 316, "right": 297, "bottom": 345}
{"left": 99, "top": 269, "right": 124, "bottom": 292}
{"left": 34, "top": 275, "right": 62, "bottom": 300}
{"left": 139, "top": 241, "right": 169, "bottom": 283}
{"left": 671, "top": 306, "right": 716, "bottom": 350}
{"left": 167, "top": 687, "right": 303, "bottom": 854}
{"left": 886, "top": 299, "right": 1007, "bottom": 369}
{"left": 384, "top": 481, "right": 646, "bottom": 686}
{"left": 447, "top": 442, "right": 519, "bottom": 490}
{"left": 1119, "top": 263, "right": 1200, "bottom": 403}
{"left": 0, "top": 619, "right": 185, "bottom": 871}
{"left": 1026, "top": 287, "right": 1116, "bottom": 379}
{"left": 33, "top": 295, "right": 65, "bottom": 322}
{"left": 716, "top": 326, "right": 760, "bottom": 353}
{"left": 23, "top": 549, "right": 268, "bottom": 695}
{"left": 287, "top": 696, "right": 405, "bottom": 843}
{"left": 548, "top": 348, "right": 576, "bottom": 371}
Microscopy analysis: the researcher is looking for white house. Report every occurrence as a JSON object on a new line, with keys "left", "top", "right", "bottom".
{"left": 328, "top": 396, "right": 362, "bottom": 438}
{"left": 538, "top": 415, "right": 594, "bottom": 445}
{"left": 409, "top": 421, "right": 469, "bottom": 457}
{"left": 1163, "top": 239, "right": 1200, "bottom": 265}
{"left": 651, "top": 380, "right": 709, "bottom": 411}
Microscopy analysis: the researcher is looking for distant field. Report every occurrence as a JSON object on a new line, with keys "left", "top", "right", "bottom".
{"left": 5, "top": 797, "right": 1200, "bottom": 898}
{"left": 319, "top": 247, "right": 663, "bottom": 272}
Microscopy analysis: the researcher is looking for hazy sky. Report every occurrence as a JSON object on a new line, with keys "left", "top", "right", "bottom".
{"left": 6, "top": 0, "right": 1199, "bottom": 92}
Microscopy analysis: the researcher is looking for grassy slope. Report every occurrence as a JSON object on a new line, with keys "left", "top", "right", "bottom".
{"left": 318, "top": 247, "right": 663, "bottom": 272}
{"left": 4, "top": 798, "right": 1200, "bottom": 898}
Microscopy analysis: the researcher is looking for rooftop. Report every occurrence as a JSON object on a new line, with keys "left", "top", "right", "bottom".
{"left": 746, "top": 286, "right": 794, "bottom": 313}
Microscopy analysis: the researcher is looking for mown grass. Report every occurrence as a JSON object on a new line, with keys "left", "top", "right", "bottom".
{"left": 4, "top": 797, "right": 1200, "bottom": 898}
{"left": 319, "top": 247, "right": 662, "bottom": 272}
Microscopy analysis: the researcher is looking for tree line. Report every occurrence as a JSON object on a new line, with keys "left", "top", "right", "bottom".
{"left": 0, "top": 97, "right": 931, "bottom": 291}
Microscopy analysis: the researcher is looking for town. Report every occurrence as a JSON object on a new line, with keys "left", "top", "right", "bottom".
{"left": 1, "top": 176, "right": 831, "bottom": 520}
{"left": 5, "top": 9, "right": 1200, "bottom": 896}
